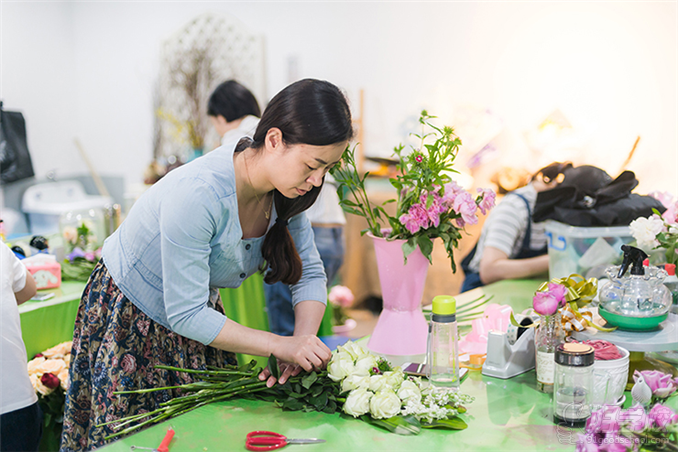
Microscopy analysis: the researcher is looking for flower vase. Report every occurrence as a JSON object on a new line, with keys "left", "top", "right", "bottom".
{"left": 535, "top": 312, "right": 564, "bottom": 393}
{"left": 367, "top": 234, "right": 429, "bottom": 357}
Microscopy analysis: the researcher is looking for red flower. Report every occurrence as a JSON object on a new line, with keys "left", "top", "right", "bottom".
{"left": 415, "top": 155, "right": 423, "bottom": 163}
{"left": 41, "top": 372, "right": 60, "bottom": 389}
{"left": 33, "top": 353, "right": 44, "bottom": 359}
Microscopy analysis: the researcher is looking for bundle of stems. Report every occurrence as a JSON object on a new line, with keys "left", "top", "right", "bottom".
{"left": 98, "top": 364, "right": 271, "bottom": 440}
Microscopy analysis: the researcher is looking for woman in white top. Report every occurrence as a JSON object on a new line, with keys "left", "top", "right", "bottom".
{"left": 1, "top": 242, "right": 40, "bottom": 451}
{"left": 208, "top": 80, "right": 262, "bottom": 148}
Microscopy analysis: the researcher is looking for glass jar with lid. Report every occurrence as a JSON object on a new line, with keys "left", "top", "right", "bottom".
{"left": 553, "top": 343, "right": 595, "bottom": 428}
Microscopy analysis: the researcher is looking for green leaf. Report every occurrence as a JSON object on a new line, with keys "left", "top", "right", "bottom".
{"left": 301, "top": 372, "right": 318, "bottom": 390}
{"left": 421, "top": 416, "right": 468, "bottom": 430}
{"left": 416, "top": 235, "right": 434, "bottom": 264}
{"left": 402, "top": 239, "right": 417, "bottom": 261}
{"left": 360, "top": 414, "right": 421, "bottom": 435}
{"left": 268, "top": 355, "right": 280, "bottom": 380}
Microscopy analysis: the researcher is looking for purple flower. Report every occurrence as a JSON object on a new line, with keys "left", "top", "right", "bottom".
{"left": 647, "top": 404, "right": 678, "bottom": 429}
{"left": 84, "top": 251, "right": 96, "bottom": 262}
{"left": 476, "top": 188, "right": 496, "bottom": 215}
{"left": 453, "top": 191, "right": 478, "bottom": 226}
{"left": 533, "top": 291, "right": 559, "bottom": 316}
{"left": 633, "top": 370, "right": 678, "bottom": 399}
{"left": 619, "top": 405, "right": 652, "bottom": 432}
{"left": 586, "top": 405, "right": 621, "bottom": 434}
{"left": 575, "top": 433, "right": 600, "bottom": 452}
{"left": 548, "top": 283, "right": 568, "bottom": 308}
{"left": 66, "top": 247, "right": 86, "bottom": 262}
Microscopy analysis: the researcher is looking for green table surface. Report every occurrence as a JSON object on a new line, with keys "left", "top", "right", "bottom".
{"left": 19, "top": 281, "right": 85, "bottom": 359}
{"left": 101, "top": 279, "right": 640, "bottom": 452}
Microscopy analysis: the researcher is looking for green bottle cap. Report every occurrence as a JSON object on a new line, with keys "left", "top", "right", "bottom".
{"left": 432, "top": 295, "right": 456, "bottom": 315}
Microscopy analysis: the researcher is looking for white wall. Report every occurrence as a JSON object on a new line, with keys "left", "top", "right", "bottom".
{"left": 2, "top": 1, "right": 676, "bottom": 195}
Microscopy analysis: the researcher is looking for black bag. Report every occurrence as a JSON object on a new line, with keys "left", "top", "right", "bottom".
{"left": 0, "top": 101, "right": 35, "bottom": 184}
{"left": 533, "top": 165, "right": 666, "bottom": 227}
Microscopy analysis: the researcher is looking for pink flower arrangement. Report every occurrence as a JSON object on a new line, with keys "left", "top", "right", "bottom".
{"left": 333, "top": 111, "right": 496, "bottom": 271}
{"left": 532, "top": 283, "right": 567, "bottom": 316}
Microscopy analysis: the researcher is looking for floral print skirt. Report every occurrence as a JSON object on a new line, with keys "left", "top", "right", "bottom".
{"left": 60, "top": 261, "right": 236, "bottom": 452}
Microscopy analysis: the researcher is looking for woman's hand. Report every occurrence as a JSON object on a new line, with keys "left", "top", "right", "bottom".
{"left": 258, "top": 335, "right": 331, "bottom": 387}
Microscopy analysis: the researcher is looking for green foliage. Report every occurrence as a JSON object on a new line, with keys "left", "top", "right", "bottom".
{"left": 61, "top": 258, "right": 98, "bottom": 282}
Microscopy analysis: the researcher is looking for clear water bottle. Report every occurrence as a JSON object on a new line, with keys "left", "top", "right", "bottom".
{"left": 426, "top": 295, "right": 459, "bottom": 389}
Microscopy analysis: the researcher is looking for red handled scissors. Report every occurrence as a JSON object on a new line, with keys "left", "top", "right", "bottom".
{"left": 245, "top": 431, "right": 325, "bottom": 451}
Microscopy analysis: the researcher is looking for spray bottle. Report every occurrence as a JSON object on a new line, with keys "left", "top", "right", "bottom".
{"left": 618, "top": 245, "right": 652, "bottom": 314}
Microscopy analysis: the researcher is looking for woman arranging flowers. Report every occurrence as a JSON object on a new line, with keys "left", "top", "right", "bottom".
{"left": 61, "top": 79, "right": 353, "bottom": 451}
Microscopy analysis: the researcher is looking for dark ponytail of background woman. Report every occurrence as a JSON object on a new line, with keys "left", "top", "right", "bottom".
{"left": 253, "top": 79, "right": 354, "bottom": 285}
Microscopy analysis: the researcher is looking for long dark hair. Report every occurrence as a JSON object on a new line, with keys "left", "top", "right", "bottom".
{"left": 207, "top": 80, "right": 261, "bottom": 121}
{"left": 253, "top": 79, "right": 353, "bottom": 285}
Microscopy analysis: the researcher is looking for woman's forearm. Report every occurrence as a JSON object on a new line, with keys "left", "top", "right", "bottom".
{"left": 479, "top": 247, "right": 550, "bottom": 285}
{"left": 208, "top": 300, "right": 329, "bottom": 367}
{"left": 293, "top": 300, "right": 326, "bottom": 336}
{"left": 209, "top": 318, "right": 279, "bottom": 356}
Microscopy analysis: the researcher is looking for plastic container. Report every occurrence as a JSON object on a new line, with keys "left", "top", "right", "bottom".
{"left": 664, "top": 263, "right": 678, "bottom": 314}
{"left": 553, "top": 343, "right": 595, "bottom": 428}
{"left": 22, "top": 181, "right": 112, "bottom": 235}
{"left": 544, "top": 220, "right": 633, "bottom": 279}
{"left": 426, "top": 295, "right": 460, "bottom": 389}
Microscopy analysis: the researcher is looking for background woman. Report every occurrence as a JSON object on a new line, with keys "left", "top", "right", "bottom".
{"left": 460, "top": 162, "right": 572, "bottom": 292}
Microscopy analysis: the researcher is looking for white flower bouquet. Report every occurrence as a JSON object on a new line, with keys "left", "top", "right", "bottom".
{"left": 328, "top": 341, "right": 473, "bottom": 433}
{"left": 102, "top": 341, "right": 473, "bottom": 439}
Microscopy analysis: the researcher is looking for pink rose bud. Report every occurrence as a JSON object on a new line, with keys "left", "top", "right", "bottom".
{"left": 533, "top": 291, "right": 559, "bottom": 316}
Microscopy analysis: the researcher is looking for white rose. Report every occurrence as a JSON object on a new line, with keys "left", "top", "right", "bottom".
{"left": 353, "top": 354, "right": 378, "bottom": 376}
{"left": 37, "top": 358, "right": 66, "bottom": 375}
{"left": 328, "top": 353, "right": 355, "bottom": 382}
{"left": 341, "top": 374, "right": 371, "bottom": 393}
{"left": 27, "top": 357, "right": 46, "bottom": 376}
{"left": 397, "top": 380, "right": 421, "bottom": 403}
{"left": 629, "top": 217, "right": 664, "bottom": 251}
{"left": 339, "top": 342, "right": 367, "bottom": 360}
{"left": 382, "top": 369, "right": 405, "bottom": 390}
{"left": 369, "top": 389, "right": 402, "bottom": 419}
{"left": 343, "top": 387, "right": 373, "bottom": 417}
{"left": 58, "top": 368, "right": 70, "bottom": 391}
{"left": 368, "top": 375, "right": 392, "bottom": 392}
